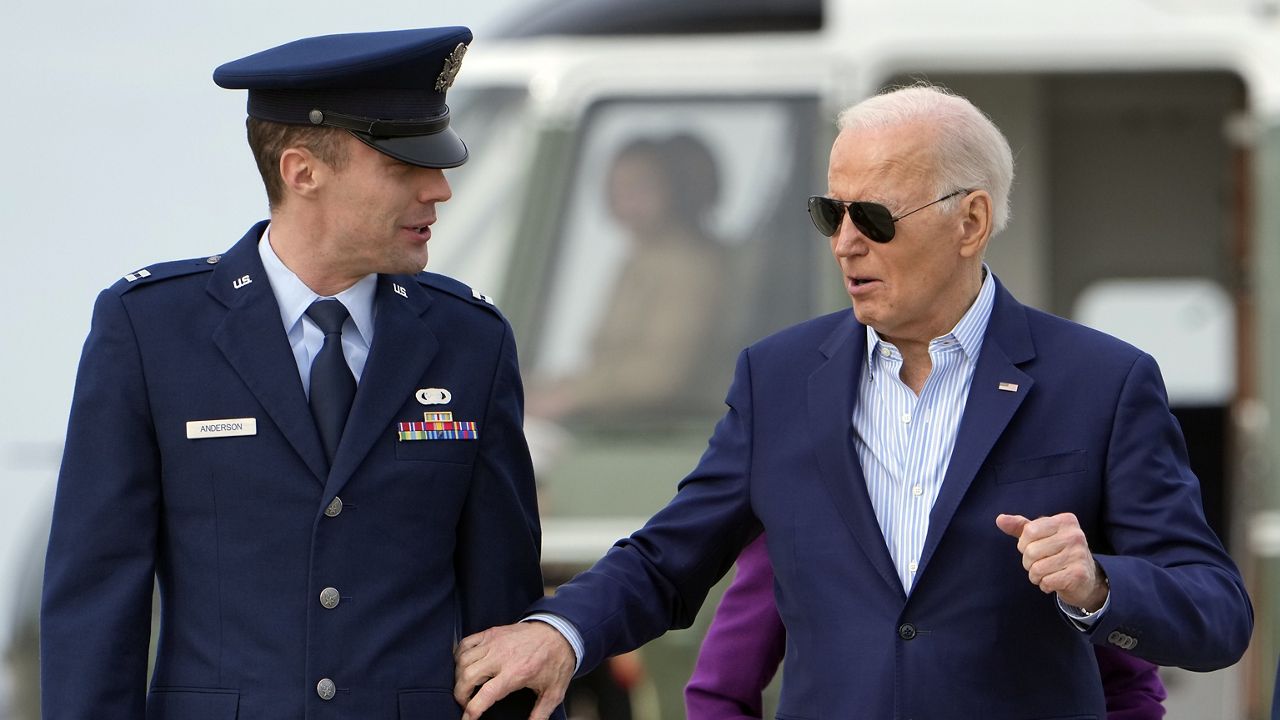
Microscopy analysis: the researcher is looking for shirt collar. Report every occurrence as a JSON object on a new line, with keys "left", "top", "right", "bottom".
{"left": 258, "top": 225, "right": 378, "bottom": 345}
{"left": 864, "top": 265, "right": 996, "bottom": 373}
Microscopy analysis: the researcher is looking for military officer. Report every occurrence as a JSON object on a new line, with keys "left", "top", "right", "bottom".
{"left": 41, "top": 27, "right": 554, "bottom": 719}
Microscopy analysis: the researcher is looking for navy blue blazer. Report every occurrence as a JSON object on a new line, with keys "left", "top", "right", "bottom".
{"left": 531, "top": 279, "right": 1252, "bottom": 720}
{"left": 42, "top": 222, "right": 551, "bottom": 719}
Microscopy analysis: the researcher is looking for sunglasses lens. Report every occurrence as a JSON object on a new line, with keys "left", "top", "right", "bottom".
{"left": 808, "top": 197, "right": 897, "bottom": 242}
{"left": 807, "top": 196, "right": 843, "bottom": 237}
{"left": 849, "top": 202, "right": 895, "bottom": 243}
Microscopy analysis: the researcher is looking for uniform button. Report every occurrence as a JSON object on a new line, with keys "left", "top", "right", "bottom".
{"left": 898, "top": 623, "right": 917, "bottom": 640}
{"left": 324, "top": 496, "right": 343, "bottom": 517}
{"left": 206, "top": 254, "right": 222, "bottom": 264}
{"left": 320, "top": 587, "right": 341, "bottom": 609}
{"left": 317, "top": 678, "right": 336, "bottom": 700}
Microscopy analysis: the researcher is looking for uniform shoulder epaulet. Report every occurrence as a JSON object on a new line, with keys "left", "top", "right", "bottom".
{"left": 109, "top": 254, "right": 222, "bottom": 295}
{"left": 414, "top": 271, "right": 504, "bottom": 319}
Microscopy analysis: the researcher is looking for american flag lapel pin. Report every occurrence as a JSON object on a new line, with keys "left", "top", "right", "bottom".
{"left": 997, "top": 382, "right": 1019, "bottom": 392}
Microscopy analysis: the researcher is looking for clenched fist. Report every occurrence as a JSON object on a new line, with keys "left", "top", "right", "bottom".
{"left": 996, "top": 512, "right": 1108, "bottom": 612}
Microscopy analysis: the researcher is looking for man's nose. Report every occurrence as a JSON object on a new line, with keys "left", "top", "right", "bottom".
{"left": 418, "top": 167, "right": 452, "bottom": 204}
{"left": 831, "top": 217, "right": 869, "bottom": 257}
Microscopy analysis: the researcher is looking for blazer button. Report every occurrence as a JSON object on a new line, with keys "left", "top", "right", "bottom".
{"left": 898, "top": 623, "right": 917, "bottom": 640}
{"left": 317, "top": 677, "right": 336, "bottom": 700}
{"left": 320, "top": 587, "right": 341, "bottom": 609}
{"left": 324, "top": 496, "right": 343, "bottom": 517}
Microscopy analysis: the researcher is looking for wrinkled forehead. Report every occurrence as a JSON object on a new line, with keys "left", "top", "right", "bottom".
{"left": 828, "top": 123, "right": 938, "bottom": 199}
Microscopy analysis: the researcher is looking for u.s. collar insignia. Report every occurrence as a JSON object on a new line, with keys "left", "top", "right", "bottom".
{"left": 434, "top": 43, "right": 468, "bottom": 92}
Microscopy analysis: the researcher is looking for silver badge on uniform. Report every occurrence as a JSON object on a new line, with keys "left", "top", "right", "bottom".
{"left": 434, "top": 43, "right": 468, "bottom": 91}
{"left": 416, "top": 388, "right": 452, "bottom": 405}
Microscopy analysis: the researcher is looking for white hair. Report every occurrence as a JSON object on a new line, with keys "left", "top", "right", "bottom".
{"left": 836, "top": 83, "right": 1015, "bottom": 235}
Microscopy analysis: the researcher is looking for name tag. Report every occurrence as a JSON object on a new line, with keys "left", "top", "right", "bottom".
{"left": 186, "top": 418, "right": 257, "bottom": 439}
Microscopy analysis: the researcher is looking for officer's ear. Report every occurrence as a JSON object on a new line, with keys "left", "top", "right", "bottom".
{"left": 279, "top": 146, "right": 324, "bottom": 200}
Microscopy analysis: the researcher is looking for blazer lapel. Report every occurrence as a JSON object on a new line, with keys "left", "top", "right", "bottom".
{"left": 324, "top": 275, "right": 439, "bottom": 498}
{"left": 808, "top": 312, "right": 905, "bottom": 599}
{"left": 915, "top": 283, "right": 1036, "bottom": 580}
{"left": 209, "top": 222, "right": 328, "bottom": 485}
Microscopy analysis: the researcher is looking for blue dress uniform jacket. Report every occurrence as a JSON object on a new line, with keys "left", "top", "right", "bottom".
{"left": 42, "top": 221, "right": 552, "bottom": 719}
{"left": 530, "top": 279, "right": 1252, "bottom": 720}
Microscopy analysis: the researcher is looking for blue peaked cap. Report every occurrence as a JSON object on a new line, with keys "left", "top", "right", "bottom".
{"left": 213, "top": 27, "right": 473, "bottom": 168}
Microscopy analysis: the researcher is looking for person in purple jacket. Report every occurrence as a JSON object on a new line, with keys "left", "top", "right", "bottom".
{"left": 687, "top": 534, "right": 1168, "bottom": 719}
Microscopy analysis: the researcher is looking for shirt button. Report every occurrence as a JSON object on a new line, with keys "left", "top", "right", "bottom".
{"left": 324, "top": 496, "right": 343, "bottom": 517}
{"left": 901, "top": 413, "right": 911, "bottom": 423}
{"left": 317, "top": 678, "right": 336, "bottom": 700}
{"left": 320, "top": 587, "right": 341, "bottom": 609}
{"left": 908, "top": 561, "right": 918, "bottom": 573}
{"left": 880, "top": 347, "right": 891, "bottom": 358}
{"left": 912, "top": 484, "right": 923, "bottom": 496}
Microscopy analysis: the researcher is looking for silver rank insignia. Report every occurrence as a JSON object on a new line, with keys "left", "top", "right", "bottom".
{"left": 434, "top": 43, "right": 468, "bottom": 92}
{"left": 124, "top": 268, "right": 152, "bottom": 282}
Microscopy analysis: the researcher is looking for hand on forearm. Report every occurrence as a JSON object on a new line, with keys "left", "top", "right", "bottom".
{"left": 454, "top": 621, "right": 575, "bottom": 720}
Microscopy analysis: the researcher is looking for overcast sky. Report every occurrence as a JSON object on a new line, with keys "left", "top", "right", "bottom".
{"left": 0, "top": 0, "right": 537, "bottom": 653}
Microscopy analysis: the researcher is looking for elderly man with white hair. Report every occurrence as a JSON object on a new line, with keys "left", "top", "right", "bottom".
{"left": 454, "top": 84, "right": 1252, "bottom": 720}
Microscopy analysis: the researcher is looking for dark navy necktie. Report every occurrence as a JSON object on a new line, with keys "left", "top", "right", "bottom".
{"left": 306, "top": 299, "right": 356, "bottom": 466}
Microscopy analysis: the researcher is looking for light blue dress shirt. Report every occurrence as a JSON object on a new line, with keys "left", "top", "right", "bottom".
{"left": 258, "top": 227, "right": 377, "bottom": 392}
{"left": 856, "top": 268, "right": 995, "bottom": 593}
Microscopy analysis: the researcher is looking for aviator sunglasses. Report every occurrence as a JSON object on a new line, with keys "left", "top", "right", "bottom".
{"left": 807, "top": 189, "right": 970, "bottom": 242}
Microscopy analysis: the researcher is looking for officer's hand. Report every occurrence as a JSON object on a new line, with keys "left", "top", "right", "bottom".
{"left": 454, "top": 622, "right": 574, "bottom": 720}
{"left": 996, "top": 513, "right": 1108, "bottom": 611}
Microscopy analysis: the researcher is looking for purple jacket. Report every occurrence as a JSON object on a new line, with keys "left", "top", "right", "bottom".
{"left": 687, "top": 535, "right": 1167, "bottom": 720}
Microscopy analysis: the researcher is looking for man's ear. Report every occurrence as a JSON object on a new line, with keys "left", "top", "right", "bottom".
{"left": 279, "top": 147, "right": 324, "bottom": 200}
{"left": 957, "top": 190, "right": 993, "bottom": 259}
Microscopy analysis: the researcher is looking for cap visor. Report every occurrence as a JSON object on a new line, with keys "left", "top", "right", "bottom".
{"left": 351, "top": 126, "right": 468, "bottom": 168}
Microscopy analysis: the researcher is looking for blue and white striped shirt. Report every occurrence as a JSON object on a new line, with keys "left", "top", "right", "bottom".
{"left": 855, "top": 269, "right": 995, "bottom": 593}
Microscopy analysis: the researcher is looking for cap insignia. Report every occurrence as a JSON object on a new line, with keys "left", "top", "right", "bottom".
{"left": 434, "top": 43, "right": 468, "bottom": 92}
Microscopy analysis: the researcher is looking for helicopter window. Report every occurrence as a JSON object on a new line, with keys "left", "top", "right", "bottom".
{"left": 427, "top": 86, "right": 533, "bottom": 295}
{"left": 525, "top": 97, "right": 821, "bottom": 427}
